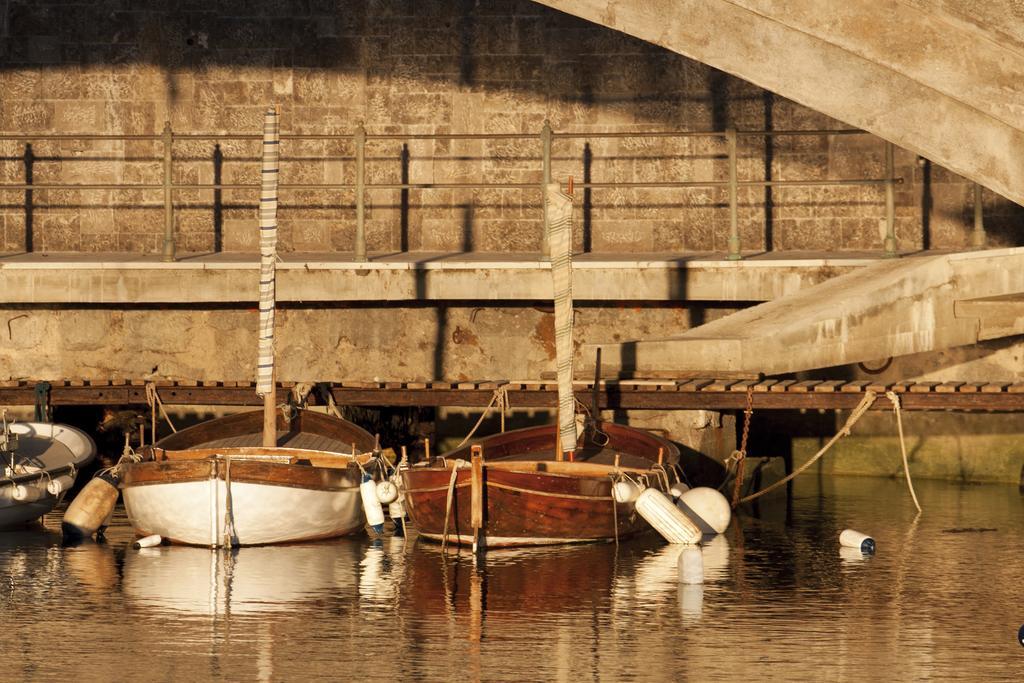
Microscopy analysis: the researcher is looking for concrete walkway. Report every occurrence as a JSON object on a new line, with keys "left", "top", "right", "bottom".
{"left": 0, "top": 250, "right": 891, "bottom": 304}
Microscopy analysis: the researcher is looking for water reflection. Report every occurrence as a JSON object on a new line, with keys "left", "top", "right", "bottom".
{"left": 0, "top": 478, "right": 1022, "bottom": 680}
{"left": 123, "top": 542, "right": 361, "bottom": 615}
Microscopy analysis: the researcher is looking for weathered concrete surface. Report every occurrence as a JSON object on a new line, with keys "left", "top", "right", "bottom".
{"left": 790, "top": 412, "right": 1024, "bottom": 484}
{"left": 0, "top": 252, "right": 875, "bottom": 303}
{"left": 532, "top": 0, "right": 1024, "bottom": 206}
{"left": 590, "top": 247, "right": 1024, "bottom": 375}
{"left": 1, "top": 1, "right": 1019, "bottom": 256}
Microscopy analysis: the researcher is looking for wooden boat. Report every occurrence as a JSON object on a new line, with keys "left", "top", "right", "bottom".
{"left": 401, "top": 421, "right": 680, "bottom": 548}
{"left": 118, "top": 108, "right": 383, "bottom": 547}
{"left": 0, "top": 420, "right": 96, "bottom": 529}
{"left": 403, "top": 184, "right": 683, "bottom": 549}
{"left": 120, "top": 409, "right": 378, "bottom": 546}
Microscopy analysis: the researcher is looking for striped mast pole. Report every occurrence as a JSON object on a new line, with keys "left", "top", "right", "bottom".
{"left": 547, "top": 179, "right": 576, "bottom": 460}
{"left": 257, "top": 106, "right": 280, "bottom": 448}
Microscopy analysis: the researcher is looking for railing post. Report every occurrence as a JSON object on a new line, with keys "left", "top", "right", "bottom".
{"left": 726, "top": 128, "right": 740, "bottom": 260}
{"left": 161, "top": 121, "right": 175, "bottom": 262}
{"left": 971, "top": 182, "right": 986, "bottom": 248}
{"left": 354, "top": 122, "right": 367, "bottom": 262}
{"left": 883, "top": 141, "right": 898, "bottom": 257}
{"left": 541, "top": 119, "right": 552, "bottom": 260}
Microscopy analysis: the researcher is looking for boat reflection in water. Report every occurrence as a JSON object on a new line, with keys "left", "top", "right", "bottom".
{"left": 122, "top": 541, "right": 362, "bottom": 615}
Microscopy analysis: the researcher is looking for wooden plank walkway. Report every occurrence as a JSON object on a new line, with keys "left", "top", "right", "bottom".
{"left": 1, "top": 378, "right": 1024, "bottom": 411}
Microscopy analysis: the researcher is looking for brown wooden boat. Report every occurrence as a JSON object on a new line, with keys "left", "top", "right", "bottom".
{"left": 401, "top": 421, "right": 681, "bottom": 549}
{"left": 120, "top": 409, "right": 378, "bottom": 546}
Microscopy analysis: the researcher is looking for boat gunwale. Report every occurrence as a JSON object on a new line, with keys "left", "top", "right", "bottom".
{"left": 121, "top": 457, "right": 363, "bottom": 493}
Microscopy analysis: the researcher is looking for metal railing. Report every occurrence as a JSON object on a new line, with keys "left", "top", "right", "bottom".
{"left": 0, "top": 121, "right": 969, "bottom": 263}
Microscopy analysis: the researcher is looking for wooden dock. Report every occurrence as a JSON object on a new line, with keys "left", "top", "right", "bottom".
{"left": 2, "top": 378, "right": 1024, "bottom": 411}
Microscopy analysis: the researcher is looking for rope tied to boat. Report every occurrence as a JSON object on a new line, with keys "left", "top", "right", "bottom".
{"left": 145, "top": 382, "right": 177, "bottom": 434}
{"left": 440, "top": 458, "right": 470, "bottom": 553}
{"left": 885, "top": 391, "right": 922, "bottom": 513}
{"left": 452, "top": 385, "right": 511, "bottom": 450}
{"left": 738, "top": 390, "right": 878, "bottom": 505}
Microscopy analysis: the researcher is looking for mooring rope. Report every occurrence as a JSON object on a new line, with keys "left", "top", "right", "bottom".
{"left": 885, "top": 390, "right": 922, "bottom": 512}
{"left": 730, "top": 387, "right": 755, "bottom": 506}
{"left": 145, "top": 382, "right": 177, "bottom": 433}
{"left": 440, "top": 459, "right": 469, "bottom": 553}
{"left": 452, "top": 385, "right": 511, "bottom": 450}
{"left": 738, "top": 390, "right": 877, "bottom": 504}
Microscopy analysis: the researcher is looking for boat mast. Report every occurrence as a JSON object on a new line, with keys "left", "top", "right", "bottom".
{"left": 547, "top": 180, "right": 576, "bottom": 460}
{"left": 257, "top": 106, "right": 280, "bottom": 448}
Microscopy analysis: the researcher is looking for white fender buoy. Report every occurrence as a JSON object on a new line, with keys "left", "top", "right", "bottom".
{"left": 677, "top": 546, "right": 704, "bottom": 584}
{"left": 360, "top": 475, "right": 385, "bottom": 535}
{"left": 612, "top": 480, "right": 640, "bottom": 504}
{"left": 132, "top": 534, "right": 163, "bottom": 549}
{"left": 839, "top": 529, "right": 875, "bottom": 554}
{"left": 62, "top": 471, "right": 119, "bottom": 542}
{"left": 46, "top": 475, "right": 76, "bottom": 496}
{"left": 12, "top": 483, "right": 43, "bottom": 502}
{"left": 375, "top": 480, "right": 399, "bottom": 505}
{"left": 669, "top": 482, "right": 690, "bottom": 499}
{"left": 634, "top": 488, "right": 702, "bottom": 544}
{"left": 677, "top": 487, "right": 731, "bottom": 534}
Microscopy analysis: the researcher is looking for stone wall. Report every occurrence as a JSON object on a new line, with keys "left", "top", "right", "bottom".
{"left": 0, "top": 0, "right": 1018, "bottom": 255}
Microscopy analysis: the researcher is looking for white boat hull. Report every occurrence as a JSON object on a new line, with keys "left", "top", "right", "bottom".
{"left": 123, "top": 478, "right": 365, "bottom": 547}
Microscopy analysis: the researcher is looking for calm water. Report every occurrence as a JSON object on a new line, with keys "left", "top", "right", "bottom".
{"left": 1, "top": 477, "right": 1022, "bottom": 682}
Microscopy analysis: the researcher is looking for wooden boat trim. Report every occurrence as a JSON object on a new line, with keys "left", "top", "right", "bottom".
{"left": 421, "top": 458, "right": 658, "bottom": 478}
{"left": 152, "top": 446, "right": 376, "bottom": 469}
{"left": 121, "top": 458, "right": 361, "bottom": 493}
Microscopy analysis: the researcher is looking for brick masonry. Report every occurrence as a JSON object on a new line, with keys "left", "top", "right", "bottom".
{"left": 0, "top": 0, "right": 1018, "bottom": 255}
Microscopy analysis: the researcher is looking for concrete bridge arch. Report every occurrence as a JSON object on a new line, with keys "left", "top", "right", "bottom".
{"left": 532, "top": 0, "right": 1024, "bottom": 206}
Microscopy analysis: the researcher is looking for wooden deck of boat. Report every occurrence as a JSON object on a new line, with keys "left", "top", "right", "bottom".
{"left": 2, "top": 378, "right": 1024, "bottom": 411}
{"left": 193, "top": 432, "right": 357, "bottom": 454}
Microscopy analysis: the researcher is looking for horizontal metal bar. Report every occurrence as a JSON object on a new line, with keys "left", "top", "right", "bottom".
{"left": 365, "top": 133, "right": 538, "bottom": 140}
{"left": 0, "top": 177, "right": 904, "bottom": 193}
{"left": 0, "top": 184, "right": 164, "bottom": 190}
{"left": 0, "top": 129, "right": 870, "bottom": 144}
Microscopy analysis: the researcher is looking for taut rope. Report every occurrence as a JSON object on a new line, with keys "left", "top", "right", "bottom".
{"left": 738, "top": 391, "right": 877, "bottom": 504}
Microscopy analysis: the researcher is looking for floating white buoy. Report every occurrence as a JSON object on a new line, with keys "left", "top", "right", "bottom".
{"left": 669, "top": 482, "right": 690, "bottom": 499}
{"left": 839, "top": 529, "right": 875, "bottom": 554}
{"left": 62, "top": 472, "right": 120, "bottom": 542}
{"left": 360, "top": 475, "right": 385, "bottom": 535}
{"left": 132, "top": 534, "right": 163, "bottom": 549}
{"left": 677, "top": 546, "right": 704, "bottom": 584}
{"left": 46, "top": 475, "right": 76, "bottom": 496}
{"left": 12, "top": 484, "right": 43, "bottom": 502}
{"left": 375, "top": 480, "right": 399, "bottom": 505}
{"left": 612, "top": 480, "right": 640, "bottom": 504}
{"left": 634, "top": 488, "right": 702, "bottom": 544}
{"left": 677, "top": 487, "right": 731, "bottom": 534}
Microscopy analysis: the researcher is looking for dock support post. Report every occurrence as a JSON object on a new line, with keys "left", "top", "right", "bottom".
{"left": 971, "top": 183, "right": 986, "bottom": 248}
{"left": 354, "top": 123, "right": 367, "bottom": 262}
{"left": 726, "top": 128, "right": 741, "bottom": 260}
{"left": 883, "top": 141, "right": 898, "bottom": 257}
{"left": 161, "top": 121, "right": 175, "bottom": 262}
{"left": 541, "top": 119, "right": 552, "bottom": 260}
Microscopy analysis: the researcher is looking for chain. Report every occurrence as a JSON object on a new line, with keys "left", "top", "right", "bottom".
{"left": 731, "top": 387, "right": 754, "bottom": 507}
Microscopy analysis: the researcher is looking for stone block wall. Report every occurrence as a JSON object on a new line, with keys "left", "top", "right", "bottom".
{"left": 0, "top": 0, "right": 1019, "bottom": 255}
